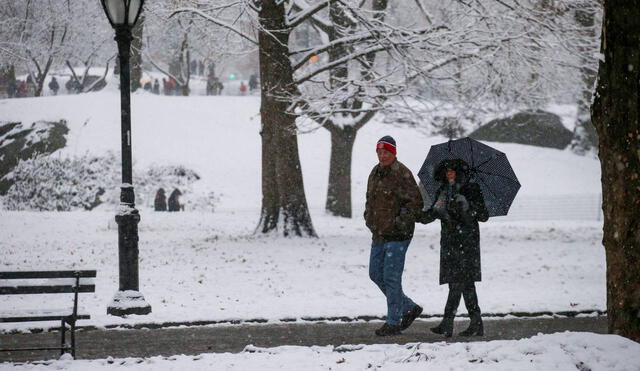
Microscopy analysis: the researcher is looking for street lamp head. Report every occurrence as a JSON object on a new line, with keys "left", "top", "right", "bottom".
{"left": 100, "top": 0, "right": 144, "bottom": 28}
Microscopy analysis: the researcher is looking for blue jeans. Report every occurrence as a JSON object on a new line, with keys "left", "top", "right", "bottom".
{"left": 369, "top": 240, "right": 416, "bottom": 325}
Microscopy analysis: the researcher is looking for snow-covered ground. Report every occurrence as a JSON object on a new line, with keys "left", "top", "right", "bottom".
{"left": 2, "top": 333, "right": 639, "bottom": 371}
{"left": 0, "top": 81, "right": 625, "bottom": 368}
{"left": 0, "top": 211, "right": 605, "bottom": 331}
{"left": 0, "top": 83, "right": 605, "bottom": 329}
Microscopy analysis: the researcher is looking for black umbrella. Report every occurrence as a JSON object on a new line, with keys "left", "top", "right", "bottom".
{"left": 417, "top": 137, "right": 521, "bottom": 217}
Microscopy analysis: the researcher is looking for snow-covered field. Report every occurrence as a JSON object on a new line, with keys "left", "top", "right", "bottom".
{"left": 0, "top": 82, "right": 625, "bottom": 368}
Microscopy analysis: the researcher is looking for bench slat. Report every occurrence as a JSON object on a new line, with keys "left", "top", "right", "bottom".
{"left": 0, "top": 270, "right": 96, "bottom": 279}
{"left": 0, "top": 285, "right": 95, "bottom": 295}
{"left": 0, "top": 314, "right": 90, "bottom": 322}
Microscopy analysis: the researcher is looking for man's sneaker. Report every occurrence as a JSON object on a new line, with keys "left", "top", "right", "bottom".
{"left": 374, "top": 323, "right": 402, "bottom": 336}
{"left": 400, "top": 305, "right": 423, "bottom": 330}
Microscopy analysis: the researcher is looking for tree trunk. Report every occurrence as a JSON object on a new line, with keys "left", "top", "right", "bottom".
{"left": 572, "top": 5, "right": 599, "bottom": 153}
{"left": 131, "top": 15, "right": 144, "bottom": 93}
{"left": 326, "top": 126, "right": 356, "bottom": 217}
{"left": 591, "top": 0, "right": 640, "bottom": 342}
{"left": 33, "top": 58, "right": 52, "bottom": 97}
{"left": 256, "top": 0, "right": 316, "bottom": 237}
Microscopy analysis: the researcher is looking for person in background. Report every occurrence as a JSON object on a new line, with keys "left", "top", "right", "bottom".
{"left": 239, "top": 81, "right": 247, "bottom": 95}
{"left": 48, "top": 77, "right": 59, "bottom": 95}
{"left": 153, "top": 79, "right": 160, "bottom": 94}
{"left": 7, "top": 78, "right": 17, "bottom": 98}
{"left": 417, "top": 158, "right": 489, "bottom": 338}
{"left": 154, "top": 188, "right": 167, "bottom": 211}
{"left": 364, "top": 135, "right": 424, "bottom": 336}
{"left": 168, "top": 189, "right": 182, "bottom": 212}
{"left": 248, "top": 74, "right": 258, "bottom": 91}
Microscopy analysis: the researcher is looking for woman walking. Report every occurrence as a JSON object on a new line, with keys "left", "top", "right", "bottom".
{"left": 418, "top": 158, "right": 489, "bottom": 337}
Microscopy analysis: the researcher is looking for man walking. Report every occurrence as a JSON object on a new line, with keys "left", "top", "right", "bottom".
{"left": 365, "top": 135, "right": 424, "bottom": 336}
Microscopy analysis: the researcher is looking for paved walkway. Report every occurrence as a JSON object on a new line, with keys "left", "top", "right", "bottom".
{"left": 0, "top": 316, "right": 607, "bottom": 363}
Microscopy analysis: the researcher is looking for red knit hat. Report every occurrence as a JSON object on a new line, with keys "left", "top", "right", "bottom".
{"left": 376, "top": 135, "right": 397, "bottom": 155}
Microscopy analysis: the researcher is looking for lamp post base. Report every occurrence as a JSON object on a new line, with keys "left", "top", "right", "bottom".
{"left": 107, "top": 290, "right": 152, "bottom": 316}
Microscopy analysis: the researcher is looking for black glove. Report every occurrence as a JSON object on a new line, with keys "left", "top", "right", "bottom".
{"left": 449, "top": 194, "right": 473, "bottom": 223}
{"left": 416, "top": 209, "right": 436, "bottom": 224}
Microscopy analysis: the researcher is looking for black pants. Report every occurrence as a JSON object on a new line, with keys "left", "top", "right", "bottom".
{"left": 443, "top": 282, "right": 481, "bottom": 318}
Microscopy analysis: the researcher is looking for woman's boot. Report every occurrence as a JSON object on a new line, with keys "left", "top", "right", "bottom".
{"left": 430, "top": 316, "right": 454, "bottom": 337}
{"left": 431, "top": 284, "right": 462, "bottom": 337}
{"left": 459, "top": 283, "right": 483, "bottom": 336}
{"left": 459, "top": 314, "right": 483, "bottom": 336}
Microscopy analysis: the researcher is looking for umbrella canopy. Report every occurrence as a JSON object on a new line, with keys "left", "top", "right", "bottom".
{"left": 417, "top": 137, "right": 521, "bottom": 217}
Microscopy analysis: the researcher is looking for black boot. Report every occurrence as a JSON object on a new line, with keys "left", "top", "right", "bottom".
{"left": 459, "top": 283, "right": 483, "bottom": 337}
{"left": 430, "top": 316, "right": 453, "bottom": 337}
{"left": 431, "top": 284, "right": 463, "bottom": 337}
{"left": 459, "top": 314, "right": 483, "bottom": 336}
{"left": 375, "top": 323, "right": 402, "bottom": 336}
{"left": 400, "top": 304, "right": 423, "bottom": 330}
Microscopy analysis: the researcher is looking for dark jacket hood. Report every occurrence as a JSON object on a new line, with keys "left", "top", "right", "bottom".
{"left": 434, "top": 158, "right": 470, "bottom": 184}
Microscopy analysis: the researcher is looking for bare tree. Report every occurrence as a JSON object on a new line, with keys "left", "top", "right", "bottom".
{"left": 0, "top": 0, "right": 113, "bottom": 96}
{"left": 292, "top": 0, "right": 390, "bottom": 218}
{"left": 591, "top": 0, "right": 640, "bottom": 343}
{"left": 0, "top": 0, "right": 70, "bottom": 96}
{"left": 290, "top": 0, "right": 601, "bottom": 216}
{"left": 255, "top": 0, "right": 316, "bottom": 236}
{"left": 145, "top": 3, "right": 195, "bottom": 96}
{"left": 172, "top": 0, "right": 318, "bottom": 236}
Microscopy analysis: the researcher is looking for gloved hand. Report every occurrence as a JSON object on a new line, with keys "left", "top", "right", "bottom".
{"left": 414, "top": 209, "right": 430, "bottom": 224}
{"left": 394, "top": 208, "right": 413, "bottom": 232}
{"left": 454, "top": 194, "right": 469, "bottom": 212}
{"left": 449, "top": 194, "right": 473, "bottom": 223}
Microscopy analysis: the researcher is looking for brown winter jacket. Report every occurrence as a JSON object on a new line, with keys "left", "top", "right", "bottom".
{"left": 364, "top": 159, "right": 424, "bottom": 243}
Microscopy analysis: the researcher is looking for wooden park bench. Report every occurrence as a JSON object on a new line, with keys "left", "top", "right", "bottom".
{"left": 0, "top": 270, "right": 96, "bottom": 358}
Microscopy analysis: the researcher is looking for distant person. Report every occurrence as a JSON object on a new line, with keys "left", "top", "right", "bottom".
{"left": 65, "top": 77, "right": 79, "bottom": 94}
{"left": 417, "top": 159, "right": 489, "bottom": 338}
{"left": 206, "top": 77, "right": 215, "bottom": 96}
{"left": 190, "top": 60, "right": 197, "bottom": 75}
{"left": 239, "top": 81, "right": 247, "bottom": 95}
{"left": 168, "top": 77, "right": 177, "bottom": 96}
{"left": 7, "top": 78, "right": 17, "bottom": 98}
{"left": 208, "top": 62, "right": 216, "bottom": 78}
{"left": 154, "top": 188, "right": 167, "bottom": 211}
{"left": 143, "top": 80, "right": 152, "bottom": 91}
{"left": 16, "top": 81, "right": 28, "bottom": 98}
{"left": 25, "top": 75, "right": 35, "bottom": 96}
{"left": 248, "top": 74, "right": 258, "bottom": 91}
{"left": 48, "top": 77, "right": 59, "bottom": 95}
{"left": 364, "top": 135, "right": 424, "bottom": 336}
{"left": 198, "top": 60, "right": 204, "bottom": 76}
{"left": 168, "top": 189, "right": 182, "bottom": 212}
{"left": 214, "top": 79, "right": 224, "bottom": 96}
{"left": 152, "top": 79, "right": 160, "bottom": 94}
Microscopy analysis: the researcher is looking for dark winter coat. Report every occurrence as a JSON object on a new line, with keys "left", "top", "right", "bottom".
{"left": 419, "top": 177, "right": 489, "bottom": 284}
{"left": 154, "top": 188, "right": 167, "bottom": 211}
{"left": 365, "top": 159, "right": 424, "bottom": 243}
{"left": 48, "top": 78, "right": 59, "bottom": 93}
{"left": 168, "top": 189, "right": 182, "bottom": 212}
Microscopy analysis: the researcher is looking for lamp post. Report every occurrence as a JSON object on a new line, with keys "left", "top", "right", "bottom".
{"left": 100, "top": 0, "right": 151, "bottom": 316}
